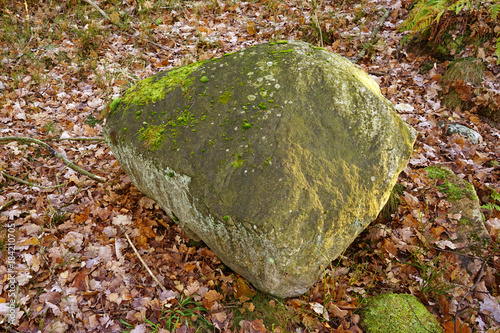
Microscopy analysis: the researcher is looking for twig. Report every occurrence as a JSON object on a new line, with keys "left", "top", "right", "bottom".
{"left": 23, "top": 0, "right": 30, "bottom": 38}
{"left": 119, "top": 225, "right": 168, "bottom": 293}
{"left": 454, "top": 258, "right": 487, "bottom": 333}
{"left": 311, "top": 0, "right": 324, "bottom": 47}
{"left": 2, "top": 172, "right": 64, "bottom": 190}
{"left": 0, "top": 136, "right": 105, "bottom": 183}
{"left": 42, "top": 136, "right": 105, "bottom": 142}
{"left": 353, "top": 9, "right": 391, "bottom": 63}
{"left": 0, "top": 199, "right": 16, "bottom": 212}
{"left": 119, "top": 30, "right": 172, "bottom": 52}
{"left": 82, "top": 0, "right": 111, "bottom": 21}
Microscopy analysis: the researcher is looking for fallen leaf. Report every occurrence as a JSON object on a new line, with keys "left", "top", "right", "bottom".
{"left": 247, "top": 22, "right": 256, "bottom": 35}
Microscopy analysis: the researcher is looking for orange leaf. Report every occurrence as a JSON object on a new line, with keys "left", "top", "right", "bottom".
{"left": 233, "top": 276, "right": 255, "bottom": 302}
{"left": 184, "top": 262, "right": 196, "bottom": 273}
{"left": 74, "top": 206, "right": 90, "bottom": 224}
{"left": 431, "top": 226, "right": 446, "bottom": 238}
{"left": 197, "top": 26, "right": 209, "bottom": 33}
{"left": 290, "top": 299, "right": 303, "bottom": 309}
{"left": 442, "top": 320, "right": 470, "bottom": 333}
{"left": 17, "top": 237, "right": 39, "bottom": 247}
{"left": 382, "top": 238, "right": 397, "bottom": 256}
{"left": 247, "top": 23, "right": 256, "bottom": 35}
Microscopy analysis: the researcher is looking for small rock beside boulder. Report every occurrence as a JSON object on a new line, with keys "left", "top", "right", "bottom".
{"left": 104, "top": 40, "right": 417, "bottom": 297}
{"left": 360, "top": 293, "right": 443, "bottom": 333}
{"left": 426, "top": 165, "right": 491, "bottom": 273}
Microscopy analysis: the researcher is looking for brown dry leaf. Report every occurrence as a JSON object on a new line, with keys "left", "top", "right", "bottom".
{"left": 403, "top": 192, "right": 420, "bottom": 207}
{"left": 233, "top": 276, "right": 256, "bottom": 302}
{"left": 214, "top": 311, "right": 227, "bottom": 322}
{"left": 184, "top": 280, "right": 199, "bottom": 296}
{"left": 18, "top": 237, "right": 40, "bottom": 247}
{"left": 331, "top": 327, "right": 352, "bottom": 333}
{"left": 74, "top": 206, "right": 90, "bottom": 224}
{"left": 452, "top": 79, "right": 473, "bottom": 102}
{"left": 184, "top": 262, "right": 196, "bottom": 273}
{"left": 382, "top": 238, "right": 397, "bottom": 257}
{"left": 402, "top": 214, "right": 419, "bottom": 228}
{"left": 329, "top": 304, "right": 348, "bottom": 318}
{"left": 135, "top": 235, "right": 149, "bottom": 249}
{"left": 200, "top": 248, "right": 217, "bottom": 258}
{"left": 72, "top": 270, "right": 88, "bottom": 292}
{"left": 203, "top": 290, "right": 222, "bottom": 310}
{"left": 247, "top": 22, "right": 257, "bottom": 35}
{"left": 197, "top": 26, "right": 210, "bottom": 33}
{"left": 431, "top": 226, "right": 446, "bottom": 238}
{"left": 442, "top": 321, "right": 471, "bottom": 333}
{"left": 290, "top": 298, "right": 303, "bottom": 309}
{"left": 239, "top": 319, "right": 267, "bottom": 333}
{"left": 244, "top": 302, "right": 255, "bottom": 312}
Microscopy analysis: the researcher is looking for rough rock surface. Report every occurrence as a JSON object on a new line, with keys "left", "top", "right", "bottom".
{"left": 104, "top": 41, "right": 417, "bottom": 297}
{"left": 426, "top": 165, "right": 491, "bottom": 273}
{"left": 360, "top": 293, "right": 443, "bottom": 333}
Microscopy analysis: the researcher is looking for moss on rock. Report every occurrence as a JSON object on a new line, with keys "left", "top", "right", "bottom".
{"left": 425, "top": 165, "right": 490, "bottom": 272}
{"left": 121, "top": 61, "right": 206, "bottom": 108}
{"left": 440, "top": 58, "right": 485, "bottom": 110}
{"left": 360, "top": 293, "right": 443, "bottom": 333}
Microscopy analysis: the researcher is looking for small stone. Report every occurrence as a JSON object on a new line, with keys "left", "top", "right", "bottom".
{"left": 446, "top": 123, "right": 483, "bottom": 144}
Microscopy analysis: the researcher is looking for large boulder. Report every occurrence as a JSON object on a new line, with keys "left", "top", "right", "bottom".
{"left": 104, "top": 41, "right": 417, "bottom": 297}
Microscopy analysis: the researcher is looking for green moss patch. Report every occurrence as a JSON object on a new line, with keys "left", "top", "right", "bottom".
{"left": 360, "top": 293, "right": 443, "bottom": 333}
{"left": 138, "top": 124, "right": 167, "bottom": 151}
{"left": 109, "top": 97, "right": 123, "bottom": 112}
{"left": 426, "top": 165, "right": 477, "bottom": 201}
{"left": 218, "top": 90, "right": 232, "bottom": 104}
{"left": 122, "top": 61, "right": 205, "bottom": 107}
{"left": 440, "top": 58, "right": 485, "bottom": 109}
{"left": 231, "top": 292, "right": 297, "bottom": 332}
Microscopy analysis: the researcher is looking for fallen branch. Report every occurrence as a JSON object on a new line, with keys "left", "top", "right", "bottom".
{"left": 0, "top": 199, "right": 15, "bottom": 212}
{"left": 119, "top": 226, "right": 168, "bottom": 293}
{"left": 353, "top": 9, "right": 391, "bottom": 63}
{"left": 42, "top": 136, "right": 105, "bottom": 142}
{"left": 454, "top": 258, "right": 487, "bottom": 333}
{"left": 119, "top": 30, "right": 172, "bottom": 52}
{"left": 83, "top": 0, "right": 111, "bottom": 21}
{"left": 0, "top": 136, "right": 105, "bottom": 183}
{"left": 2, "top": 172, "right": 64, "bottom": 190}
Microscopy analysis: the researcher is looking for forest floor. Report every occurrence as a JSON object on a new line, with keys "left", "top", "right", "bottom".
{"left": 1, "top": 0, "right": 500, "bottom": 332}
